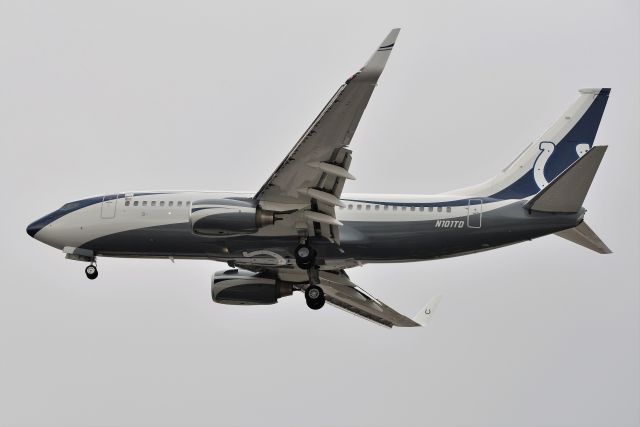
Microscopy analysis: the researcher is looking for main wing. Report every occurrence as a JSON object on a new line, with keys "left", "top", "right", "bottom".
{"left": 254, "top": 29, "right": 400, "bottom": 243}
{"left": 276, "top": 270, "right": 420, "bottom": 328}
{"left": 320, "top": 271, "right": 419, "bottom": 328}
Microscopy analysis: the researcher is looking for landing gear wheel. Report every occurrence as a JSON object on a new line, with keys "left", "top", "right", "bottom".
{"left": 85, "top": 265, "right": 98, "bottom": 280}
{"left": 305, "top": 284, "right": 325, "bottom": 310}
{"left": 295, "top": 244, "right": 316, "bottom": 270}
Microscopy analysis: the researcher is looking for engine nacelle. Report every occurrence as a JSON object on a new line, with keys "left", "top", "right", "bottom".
{"left": 190, "top": 199, "right": 275, "bottom": 236}
{"left": 212, "top": 269, "right": 293, "bottom": 305}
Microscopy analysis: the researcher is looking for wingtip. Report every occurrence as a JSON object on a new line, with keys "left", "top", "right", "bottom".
{"left": 579, "top": 88, "right": 611, "bottom": 96}
{"left": 413, "top": 295, "right": 443, "bottom": 326}
{"left": 379, "top": 28, "right": 401, "bottom": 48}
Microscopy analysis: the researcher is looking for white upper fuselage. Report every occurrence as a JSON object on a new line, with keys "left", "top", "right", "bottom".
{"left": 30, "top": 190, "right": 516, "bottom": 252}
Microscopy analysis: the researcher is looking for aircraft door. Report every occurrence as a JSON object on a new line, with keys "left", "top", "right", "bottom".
{"left": 467, "top": 199, "right": 482, "bottom": 228}
{"left": 101, "top": 194, "right": 119, "bottom": 219}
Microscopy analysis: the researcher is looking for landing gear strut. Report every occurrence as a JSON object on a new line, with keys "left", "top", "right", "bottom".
{"left": 304, "top": 253, "right": 325, "bottom": 309}
{"left": 295, "top": 237, "right": 324, "bottom": 309}
{"left": 85, "top": 263, "right": 98, "bottom": 280}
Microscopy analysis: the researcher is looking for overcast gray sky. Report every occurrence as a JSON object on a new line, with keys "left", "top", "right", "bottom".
{"left": 1, "top": 1, "right": 638, "bottom": 426}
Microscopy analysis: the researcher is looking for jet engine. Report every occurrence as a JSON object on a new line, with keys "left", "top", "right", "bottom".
{"left": 190, "top": 199, "right": 275, "bottom": 236}
{"left": 212, "top": 269, "right": 294, "bottom": 305}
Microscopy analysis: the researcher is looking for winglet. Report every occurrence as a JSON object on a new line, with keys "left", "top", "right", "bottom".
{"left": 356, "top": 28, "right": 401, "bottom": 82}
{"left": 412, "top": 295, "right": 443, "bottom": 326}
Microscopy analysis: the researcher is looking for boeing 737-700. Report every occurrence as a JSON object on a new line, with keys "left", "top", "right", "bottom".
{"left": 27, "top": 29, "right": 611, "bottom": 328}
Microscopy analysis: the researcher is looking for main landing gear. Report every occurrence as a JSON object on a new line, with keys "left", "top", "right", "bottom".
{"left": 305, "top": 284, "right": 325, "bottom": 310}
{"left": 295, "top": 243, "right": 316, "bottom": 270}
{"left": 85, "top": 263, "right": 98, "bottom": 280}
{"left": 296, "top": 241, "right": 325, "bottom": 310}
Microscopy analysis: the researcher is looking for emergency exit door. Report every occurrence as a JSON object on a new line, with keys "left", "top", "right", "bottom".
{"left": 101, "top": 194, "right": 118, "bottom": 219}
{"left": 467, "top": 199, "right": 482, "bottom": 228}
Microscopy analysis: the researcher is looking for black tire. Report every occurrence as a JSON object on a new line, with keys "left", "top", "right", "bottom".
{"left": 306, "top": 294, "right": 325, "bottom": 310}
{"left": 85, "top": 265, "right": 98, "bottom": 280}
{"left": 305, "top": 285, "right": 325, "bottom": 310}
{"left": 295, "top": 244, "right": 316, "bottom": 270}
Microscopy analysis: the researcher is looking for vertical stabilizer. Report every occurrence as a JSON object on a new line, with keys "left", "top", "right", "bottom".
{"left": 447, "top": 88, "right": 610, "bottom": 199}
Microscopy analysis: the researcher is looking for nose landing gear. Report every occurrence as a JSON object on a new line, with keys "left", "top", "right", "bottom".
{"left": 85, "top": 263, "right": 98, "bottom": 280}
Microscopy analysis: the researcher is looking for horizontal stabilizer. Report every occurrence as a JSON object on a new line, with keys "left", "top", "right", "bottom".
{"left": 555, "top": 221, "right": 612, "bottom": 254}
{"left": 525, "top": 146, "right": 607, "bottom": 213}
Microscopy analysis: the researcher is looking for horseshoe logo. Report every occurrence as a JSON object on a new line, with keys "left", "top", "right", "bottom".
{"left": 576, "top": 143, "right": 590, "bottom": 158}
{"left": 242, "top": 250, "right": 287, "bottom": 266}
{"left": 533, "top": 141, "right": 555, "bottom": 190}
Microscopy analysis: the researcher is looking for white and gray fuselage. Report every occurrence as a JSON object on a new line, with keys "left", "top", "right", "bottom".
{"left": 27, "top": 191, "right": 582, "bottom": 271}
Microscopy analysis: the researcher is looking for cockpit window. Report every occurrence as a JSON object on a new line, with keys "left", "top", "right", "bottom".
{"left": 54, "top": 195, "right": 108, "bottom": 215}
{"left": 60, "top": 201, "right": 82, "bottom": 211}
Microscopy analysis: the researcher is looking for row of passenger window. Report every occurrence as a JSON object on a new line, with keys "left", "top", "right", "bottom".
{"left": 124, "top": 200, "right": 191, "bottom": 208}
{"left": 340, "top": 204, "right": 452, "bottom": 212}
{"left": 123, "top": 199, "right": 451, "bottom": 212}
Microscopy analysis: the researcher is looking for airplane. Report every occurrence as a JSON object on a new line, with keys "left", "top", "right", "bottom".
{"left": 26, "top": 28, "right": 612, "bottom": 328}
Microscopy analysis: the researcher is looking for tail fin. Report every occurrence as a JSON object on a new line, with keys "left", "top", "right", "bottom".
{"left": 524, "top": 146, "right": 607, "bottom": 213}
{"left": 449, "top": 88, "right": 610, "bottom": 199}
{"left": 556, "top": 221, "right": 612, "bottom": 254}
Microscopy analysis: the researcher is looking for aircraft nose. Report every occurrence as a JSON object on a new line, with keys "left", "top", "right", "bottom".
{"left": 26, "top": 220, "right": 42, "bottom": 238}
{"left": 26, "top": 214, "right": 54, "bottom": 239}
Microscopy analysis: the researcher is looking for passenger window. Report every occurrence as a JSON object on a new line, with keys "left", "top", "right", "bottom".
{"left": 446, "top": 207, "right": 452, "bottom": 213}
{"left": 401, "top": 207, "right": 406, "bottom": 211}
{"left": 160, "top": 201, "right": 165, "bottom": 207}
{"left": 151, "top": 201, "right": 156, "bottom": 206}
{"left": 357, "top": 205, "right": 362, "bottom": 210}
{"left": 375, "top": 205, "right": 380, "bottom": 211}
{"left": 134, "top": 201, "right": 139, "bottom": 206}
{"left": 142, "top": 201, "right": 148, "bottom": 206}
{"left": 125, "top": 201, "right": 130, "bottom": 206}
{"left": 384, "top": 205, "right": 388, "bottom": 211}
{"left": 186, "top": 201, "right": 191, "bottom": 207}
{"left": 419, "top": 207, "right": 424, "bottom": 212}
{"left": 348, "top": 204, "right": 353, "bottom": 210}
{"left": 437, "top": 206, "right": 442, "bottom": 212}
{"left": 177, "top": 201, "right": 183, "bottom": 207}
{"left": 366, "top": 205, "right": 371, "bottom": 211}
{"left": 428, "top": 206, "right": 433, "bottom": 212}
{"left": 169, "top": 201, "right": 174, "bottom": 207}
{"left": 393, "top": 206, "right": 397, "bottom": 211}
{"left": 410, "top": 207, "right": 415, "bottom": 211}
